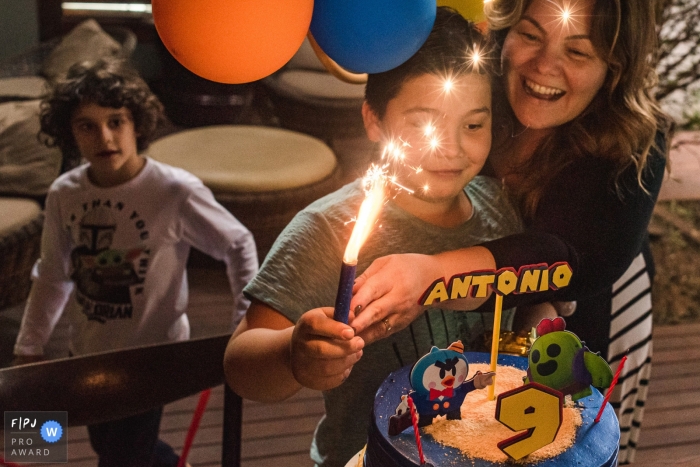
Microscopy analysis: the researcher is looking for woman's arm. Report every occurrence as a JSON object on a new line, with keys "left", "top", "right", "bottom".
{"left": 224, "top": 299, "right": 364, "bottom": 402}
{"left": 350, "top": 247, "right": 495, "bottom": 338}
{"left": 486, "top": 135, "right": 667, "bottom": 308}
{"left": 351, "top": 130, "right": 668, "bottom": 332}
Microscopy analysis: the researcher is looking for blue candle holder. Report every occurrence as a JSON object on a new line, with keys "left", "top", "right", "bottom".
{"left": 333, "top": 262, "right": 357, "bottom": 324}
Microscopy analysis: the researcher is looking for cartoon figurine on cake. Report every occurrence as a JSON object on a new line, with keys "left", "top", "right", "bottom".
{"left": 388, "top": 340, "right": 494, "bottom": 436}
{"left": 525, "top": 317, "right": 613, "bottom": 401}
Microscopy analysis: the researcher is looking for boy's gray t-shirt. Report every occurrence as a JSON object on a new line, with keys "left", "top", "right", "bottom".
{"left": 244, "top": 176, "right": 522, "bottom": 467}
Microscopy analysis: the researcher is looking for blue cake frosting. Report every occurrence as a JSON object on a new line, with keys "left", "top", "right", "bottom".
{"left": 365, "top": 352, "right": 619, "bottom": 467}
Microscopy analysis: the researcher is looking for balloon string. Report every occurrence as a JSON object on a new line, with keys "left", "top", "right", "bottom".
{"left": 306, "top": 32, "right": 368, "bottom": 84}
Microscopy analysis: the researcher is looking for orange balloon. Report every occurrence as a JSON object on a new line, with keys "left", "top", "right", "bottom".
{"left": 152, "top": 0, "right": 314, "bottom": 84}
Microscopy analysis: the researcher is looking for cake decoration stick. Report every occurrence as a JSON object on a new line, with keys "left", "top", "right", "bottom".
{"left": 333, "top": 169, "right": 385, "bottom": 323}
{"left": 177, "top": 388, "right": 211, "bottom": 467}
{"left": 488, "top": 294, "right": 503, "bottom": 401}
{"left": 406, "top": 394, "right": 430, "bottom": 466}
{"left": 595, "top": 353, "right": 628, "bottom": 423}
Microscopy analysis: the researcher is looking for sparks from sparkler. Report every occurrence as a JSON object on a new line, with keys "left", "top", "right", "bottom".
{"left": 342, "top": 164, "right": 413, "bottom": 231}
{"left": 371, "top": 70, "right": 490, "bottom": 202}
{"left": 466, "top": 46, "right": 483, "bottom": 73}
{"left": 561, "top": 8, "right": 570, "bottom": 22}
{"left": 543, "top": 0, "right": 585, "bottom": 32}
{"left": 443, "top": 78, "right": 454, "bottom": 93}
{"left": 343, "top": 167, "right": 386, "bottom": 264}
{"left": 376, "top": 123, "right": 443, "bottom": 197}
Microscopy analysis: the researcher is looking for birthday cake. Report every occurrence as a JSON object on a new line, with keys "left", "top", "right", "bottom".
{"left": 361, "top": 347, "right": 619, "bottom": 467}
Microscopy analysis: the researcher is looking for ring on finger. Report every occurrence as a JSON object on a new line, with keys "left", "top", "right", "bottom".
{"left": 382, "top": 318, "right": 392, "bottom": 333}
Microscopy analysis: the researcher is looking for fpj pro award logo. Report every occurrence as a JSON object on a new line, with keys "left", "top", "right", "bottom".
{"left": 4, "top": 411, "right": 67, "bottom": 463}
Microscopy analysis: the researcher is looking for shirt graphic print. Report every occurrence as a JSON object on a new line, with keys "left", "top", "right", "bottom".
{"left": 67, "top": 199, "right": 149, "bottom": 323}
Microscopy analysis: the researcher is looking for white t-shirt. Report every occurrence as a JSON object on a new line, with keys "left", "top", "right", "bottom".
{"left": 15, "top": 158, "right": 258, "bottom": 356}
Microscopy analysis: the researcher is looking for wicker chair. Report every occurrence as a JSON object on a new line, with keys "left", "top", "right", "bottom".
{"left": 261, "top": 38, "right": 366, "bottom": 143}
{"left": 0, "top": 25, "right": 137, "bottom": 311}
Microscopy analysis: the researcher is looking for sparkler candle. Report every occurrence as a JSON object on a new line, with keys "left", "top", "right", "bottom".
{"left": 332, "top": 169, "right": 386, "bottom": 323}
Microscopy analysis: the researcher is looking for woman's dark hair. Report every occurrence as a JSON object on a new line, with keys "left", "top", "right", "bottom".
{"left": 39, "top": 58, "right": 164, "bottom": 171}
{"left": 365, "top": 7, "right": 499, "bottom": 119}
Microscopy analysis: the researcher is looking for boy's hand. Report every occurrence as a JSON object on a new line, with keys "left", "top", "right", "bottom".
{"left": 12, "top": 355, "right": 45, "bottom": 366}
{"left": 290, "top": 307, "right": 364, "bottom": 391}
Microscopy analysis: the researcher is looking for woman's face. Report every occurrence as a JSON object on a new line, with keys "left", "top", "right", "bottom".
{"left": 502, "top": 0, "right": 608, "bottom": 130}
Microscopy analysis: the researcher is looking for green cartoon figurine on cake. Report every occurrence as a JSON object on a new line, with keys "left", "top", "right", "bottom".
{"left": 525, "top": 317, "right": 613, "bottom": 401}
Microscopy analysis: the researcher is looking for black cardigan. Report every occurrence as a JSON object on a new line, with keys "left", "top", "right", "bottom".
{"left": 479, "top": 130, "right": 667, "bottom": 355}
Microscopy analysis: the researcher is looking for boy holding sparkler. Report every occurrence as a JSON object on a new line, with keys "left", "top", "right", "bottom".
{"left": 225, "top": 8, "right": 522, "bottom": 467}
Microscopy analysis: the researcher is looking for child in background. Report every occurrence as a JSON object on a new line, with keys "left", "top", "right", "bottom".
{"left": 224, "top": 9, "right": 522, "bottom": 467}
{"left": 13, "top": 58, "right": 258, "bottom": 467}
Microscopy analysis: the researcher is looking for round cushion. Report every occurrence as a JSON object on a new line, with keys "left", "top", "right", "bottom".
{"left": 0, "top": 197, "right": 42, "bottom": 237}
{"left": 148, "top": 125, "right": 338, "bottom": 193}
{"left": 0, "top": 77, "right": 48, "bottom": 100}
{"left": 148, "top": 125, "right": 342, "bottom": 260}
{"left": 263, "top": 72, "right": 367, "bottom": 140}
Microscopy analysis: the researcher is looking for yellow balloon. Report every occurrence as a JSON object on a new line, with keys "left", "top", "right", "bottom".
{"left": 436, "top": 0, "right": 486, "bottom": 23}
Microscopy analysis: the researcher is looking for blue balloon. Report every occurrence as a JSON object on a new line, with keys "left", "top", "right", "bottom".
{"left": 310, "top": 0, "right": 436, "bottom": 74}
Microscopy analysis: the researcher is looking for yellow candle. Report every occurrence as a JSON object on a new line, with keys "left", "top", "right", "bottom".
{"left": 488, "top": 294, "right": 503, "bottom": 401}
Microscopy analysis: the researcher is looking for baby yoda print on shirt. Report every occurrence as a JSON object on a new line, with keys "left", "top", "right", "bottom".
{"left": 67, "top": 199, "right": 150, "bottom": 323}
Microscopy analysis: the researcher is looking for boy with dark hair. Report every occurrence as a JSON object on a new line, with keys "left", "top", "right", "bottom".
{"left": 224, "top": 9, "right": 521, "bottom": 467}
{"left": 14, "top": 58, "right": 258, "bottom": 467}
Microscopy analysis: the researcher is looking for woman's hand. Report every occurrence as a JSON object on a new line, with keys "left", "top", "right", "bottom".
{"left": 349, "top": 254, "right": 444, "bottom": 345}
{"left": 290, "top": 307, "right": 365, "bottom": 391}
{"left": 349, "top": 247, "right": 496, "bottom": 345}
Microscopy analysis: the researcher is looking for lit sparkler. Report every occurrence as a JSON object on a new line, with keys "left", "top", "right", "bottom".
{"left": 333, "top": 167, "right": 387, "bottom": 323}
